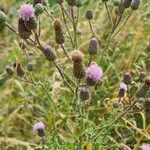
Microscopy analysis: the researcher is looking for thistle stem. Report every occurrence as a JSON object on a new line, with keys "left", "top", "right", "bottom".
{"left": 112, "top": 11, "right": 133, "bottom": 38}
{"left": 60, "top": 4, "right": 74, "bottom": 47}
{"left": 88, "top": 20, "right": 95, "bottom": 36}
{"left": 71, "top": 6, "right": 77, "bottom": 49}
{"left": 60, "top": 44, "right": 73, "bottom": 63}
{"left": 104, "top": 2, "right": 113, "bottom": 29}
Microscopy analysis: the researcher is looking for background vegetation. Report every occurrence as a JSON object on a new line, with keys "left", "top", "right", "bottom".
{"left": 0, "top": 0, "right": 150, "bottom": 149}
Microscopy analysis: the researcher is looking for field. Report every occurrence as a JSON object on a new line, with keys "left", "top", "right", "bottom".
{"left": 0, "top": 0, "right": 150, "bottom": 149}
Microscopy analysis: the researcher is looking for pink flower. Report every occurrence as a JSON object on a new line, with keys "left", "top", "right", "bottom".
{"left": 86, "top": 62, "right": 103, "bottom": 82}
{"left": 119, "top": 82, "right": 127, "bottom": 91}
{"left": 141, "top": 144, "right": 150, "bottom": 150}
{"left": 18, "top": 4, "right": 35, "bottom": 21}
{"left": 33, "top": 121, "right": 45, "bottom": 131}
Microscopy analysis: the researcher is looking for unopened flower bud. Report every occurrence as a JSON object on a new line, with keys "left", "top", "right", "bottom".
{"left": 35, "top": 3, "right": 45, "bottom": 15}
{"left": 72, "top": 50, "right": 83, "bottom": 63}
{"left": 66, "top": 0, "right": 76, "bottom": 6}
{"left": 33, "top": 0, "right": 46, "bottom": 6}
{"left": 88, "top": 37, "right": 98, "bottom": 55}
{"left": 131, "top": 0, "right": 140, "bottom": 10}
{"left": 5, "top": 66, "right": 14, "bottom": 76}
{"left": 76, "top": 0, "right": 82, "bottom": 7}
{"left": 43, "top": 45, "right": 56, "bottom": 61}
{"left": 13, "top": 63, "right": 25, "bottom": 77}
{"left": 54, "top": 20, "right": 65, "bottom": 44}
{"left": 136, "top": 77, "right": 150, "bottom": 98}
{"left": 73, "top": 63, "right": 85, "bottom": 79}
{"left": 79, "top": 87, "right": 90, "bottom": 101}
{"left": 56, "top": 0, "right": 63, "bottom": 4}
{"left": 122, "top": 72, "right": 131, "bottom": 85}
{"left": 113, "top": 0, "right": 121, "bottom": 6}
{"left": 144, "top": 98, "right": 150, "bottom": 111}
{"left": 27, "top": 62, "right": 33, "bottom": 71}
{"left": 85, "top": 10, "right": 93, "bottom": 20}
{"left": 121, "top": 0, "right": 132, "bottom": 8}
{"left": 137, "top": 72, "right": 146, "bottom": 82}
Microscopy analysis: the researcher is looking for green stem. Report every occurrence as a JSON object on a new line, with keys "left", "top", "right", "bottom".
{"left": 71, "top": 6, "right": 77, "bottom": 49}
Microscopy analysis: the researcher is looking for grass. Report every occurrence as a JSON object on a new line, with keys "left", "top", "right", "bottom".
{"left": 0, "top": 0, "right": 150, "bottom": 149}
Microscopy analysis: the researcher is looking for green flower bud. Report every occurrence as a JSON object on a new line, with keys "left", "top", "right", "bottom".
{"left": 35, "top": 3, "right": 45, "bottom": 15}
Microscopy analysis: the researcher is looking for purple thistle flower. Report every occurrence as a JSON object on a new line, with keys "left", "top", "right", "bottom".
{"left": 141, "top": 144, "right": 150, "bottom": 150}
{"left": 18, "top": 4, "right": 35, "bottom": 21}
{"left": 33, "top": 121, "right": 45, "bottom": 137}
{"left": 86, "top": 62, "right": 103, "bottom": 86}
{"left": 119, "top": 82, "right": 127, "bottom": 91}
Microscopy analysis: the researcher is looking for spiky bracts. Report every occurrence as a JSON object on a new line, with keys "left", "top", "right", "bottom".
{"left": 72, "top": 50, "right": 85, "bottom": 79}
{"left": 54, "top": 20, "right": 65, "bottom": 45}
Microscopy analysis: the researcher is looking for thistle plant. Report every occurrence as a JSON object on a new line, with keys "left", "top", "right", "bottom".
{"left": 1, "top": 0, "right": 150, "bottom": 149}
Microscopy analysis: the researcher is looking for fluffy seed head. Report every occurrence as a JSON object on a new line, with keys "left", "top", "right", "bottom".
{"left": 72, "top": 50, "right": 83, "bottom": 63}
{"left": 86, "top": 62, "right": 103, "bottom": 86}
{"left": 85, "top": 10, "right": 93, "bottom": 20}
{"left": 18, "top": 4, "right": 35, "bottom": 21}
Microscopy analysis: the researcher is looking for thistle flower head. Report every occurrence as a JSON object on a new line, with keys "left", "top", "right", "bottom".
{"left": 86, "top": 62, "right": 103, "bottom": 85}
{"left": 33, "top": 121, "right": 45, "bottom": 137}
{"left": 18, "top": 4, "right": 35, "bottom": 21}
{"left": 119, "top": 82, "right": 127, "bottom": 91}
{"left": 33, "top": 121, "right": 45, "bottom": 131}
{"left": 141, "top": 143, "right": 150, "bottom": 150}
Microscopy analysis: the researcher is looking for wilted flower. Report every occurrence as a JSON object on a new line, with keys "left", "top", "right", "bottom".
{"left": 86, "top": 62, "right": 103, "bottom": 86}
{"left": 18, "top": 4, "right": 35, "bottom": 21}
{"left": 33, "top": 121, "right": 45, "bottom": 137}
{"left": 141, "top": 143, "right": 150, "bottom": 150}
